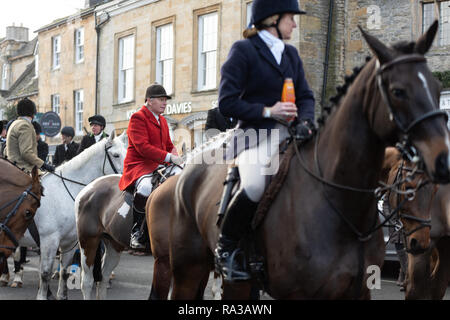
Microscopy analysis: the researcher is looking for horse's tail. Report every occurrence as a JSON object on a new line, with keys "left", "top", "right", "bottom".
{"left": 93, "top": 242, "right": 103, "bottom": 282}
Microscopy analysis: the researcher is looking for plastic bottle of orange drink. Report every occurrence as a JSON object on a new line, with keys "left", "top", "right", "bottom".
{"left": 281, "top": 78, "right": 296, "bottom": 122}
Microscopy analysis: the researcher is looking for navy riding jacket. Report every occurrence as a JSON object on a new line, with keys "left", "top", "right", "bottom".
{"left": 218, "top": 34, "right": 315, "bottom": 131}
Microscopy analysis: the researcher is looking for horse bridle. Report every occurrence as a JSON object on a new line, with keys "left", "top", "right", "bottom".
{"left": 0, "top": 185, "right": 40, "bottom": 251}
{"left": 103, "top": 142, "right": 119, "bottom": 175}
{"left": 376, "top": 54, "right": 448, "bottom": 134}
{"left": 387, "top": 161, "right": 433, "bottom": 238}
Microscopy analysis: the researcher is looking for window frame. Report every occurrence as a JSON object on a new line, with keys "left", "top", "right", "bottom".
{"left": 114, "top": 29, "right": 136, "bottom": 105}
{"left": 422, "top": 0, "right": 450, "bottom": 46}
{"left": 193, "top": 4, "right": 221, "bottom": 93}
{"left": 152, "top": 18, "right": 175, "bottom": 96}
{"left": 75, "top": 28, "right": 85, "bottom": 64}
{"left": 74, "top": 89, "right": 84, "bottom": 135}
{"left": 1, "top": 63, "right": 9, "bottom": 90}
{"left": 52, "top": 35, "right": 61, "bottom": 70}
{"left": 51, "top": 94, "right": 60, "bottom": 115}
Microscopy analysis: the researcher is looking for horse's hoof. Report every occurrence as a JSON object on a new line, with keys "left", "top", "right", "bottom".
{"left": 0, "top": 281, "right": 8, "bottom": 287}
{"left": 10, "top": 281, "right": 22, "bottom": 288}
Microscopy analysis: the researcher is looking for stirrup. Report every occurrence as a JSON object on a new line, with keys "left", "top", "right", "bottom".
{"left": 215, "top": 248, "right": 251, "bottom": 282}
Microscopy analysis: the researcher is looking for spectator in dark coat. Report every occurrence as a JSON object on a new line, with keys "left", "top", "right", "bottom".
{"left": 32, "top": 121, "right": 49, "bottom": 162}
{"left": 205, "top": 107, "right": 237, "bottom": 139}
{"left": 53, "top": 126, "right": 79, "bottom": 166}
{"left": 76, "top": 115, "right": 108, "bottom": 155}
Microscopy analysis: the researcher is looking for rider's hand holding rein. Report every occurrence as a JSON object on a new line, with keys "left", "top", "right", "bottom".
{"left": 263, "top": 101, "right": 298, "bottom": 120}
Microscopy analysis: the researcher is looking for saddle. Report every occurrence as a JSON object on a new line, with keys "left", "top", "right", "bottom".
{"left": 218, "top": 139, "right": 296, "bottom": 289}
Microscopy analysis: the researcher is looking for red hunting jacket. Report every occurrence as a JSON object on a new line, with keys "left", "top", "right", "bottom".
{"left": 119, "top": 106, "right": 175, "bottom": 191}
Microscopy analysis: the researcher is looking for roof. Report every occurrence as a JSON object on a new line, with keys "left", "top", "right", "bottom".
{"left": 9, "top": 37, "right": 38, "bottom": 61}
{"left": 35, "top": 7, "right": 95, "bottom": 33}
{"left": 5, "top": 60, "right": 38, "bottom": 101}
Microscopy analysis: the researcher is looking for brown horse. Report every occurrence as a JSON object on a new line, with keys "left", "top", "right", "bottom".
{"left": 168, "top": 22, "right": 450, "bottom": 300}
{"left": 382, "top": 147, "right": 435, "bottom": 255}
{"left": 0, "top": 159, "right": 42, "bottom": 272}
{"left": 146, "top": 174, "right": 179, "bottom": 300}
{"left": 76, "top": 164, "right": 181, "bottom": 299}
{"left": 404, "top": 183, "right": 450, "bottom": 299}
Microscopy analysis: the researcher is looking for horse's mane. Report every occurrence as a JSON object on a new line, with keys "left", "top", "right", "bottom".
{"left": 55, "top": 138, "right": 109, "bottom": 173}
{"left": 184, "top": 130, "right": 233, "bottom": 165}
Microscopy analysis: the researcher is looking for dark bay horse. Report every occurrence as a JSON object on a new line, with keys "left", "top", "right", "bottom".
{"left": 405, "top": 183, "right": 450, "bottom": 299}
{"left": 168, "top": 21, "right": 450, "bottom": 299}
{"left": 0, "top": 160, "right": 42, "bottom": 274}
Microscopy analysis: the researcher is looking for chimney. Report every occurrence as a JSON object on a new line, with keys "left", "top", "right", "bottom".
{"left": 5, "top": 25, "right": 29, "bottom": 42}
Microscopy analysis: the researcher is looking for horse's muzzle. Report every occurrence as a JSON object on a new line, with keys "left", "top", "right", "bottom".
{"left": 433, "top": 152, "right": 450, "bottom": 184}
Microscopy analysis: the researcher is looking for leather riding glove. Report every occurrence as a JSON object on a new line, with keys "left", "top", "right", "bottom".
{"left": 41, "top": 162, "right": 55, "bottom": 172}
{"left": 170, "top": 154, "right": 183, "bottom": 166}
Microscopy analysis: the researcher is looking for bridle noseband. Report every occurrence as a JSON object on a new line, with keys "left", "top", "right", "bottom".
{"left": 0, "top": 185, "right": 40, "bottom": 251}
{"left": 376, "top": 54, "right": 448, "bottom": 134}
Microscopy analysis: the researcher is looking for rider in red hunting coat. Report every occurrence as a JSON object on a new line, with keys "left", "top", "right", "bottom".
{"left": 119, "top": 84, "right": 182, "bottom": 249}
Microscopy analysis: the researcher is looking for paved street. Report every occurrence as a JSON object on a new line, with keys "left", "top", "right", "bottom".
{"left": 0, "top": 249, "right": 449, "bottom": 300}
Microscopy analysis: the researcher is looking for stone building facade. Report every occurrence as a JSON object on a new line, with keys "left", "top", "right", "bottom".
{"left": 36, "top": 7, "right": 98, "bottom": 142}
{"left": 0, "top": 25, "right": 38, "bottom": 118}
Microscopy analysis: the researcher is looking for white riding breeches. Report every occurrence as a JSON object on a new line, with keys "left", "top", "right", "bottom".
{"left": 236, "top": 123, "right": 290, "bottom": 202}
{"left": 135, "top": 173, "right": 155, "bottom": 197}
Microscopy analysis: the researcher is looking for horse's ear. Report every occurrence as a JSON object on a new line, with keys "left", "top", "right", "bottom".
{"left": 358, "top": 25, "right": 392, "bottom": 65}
{"left": 31, "top": 166, "right": 39, "bottom": 184}
{"left": 108, "top": 130, "right": 116, "bottom": 141}
{"left": 415, "top": 20, "right": 438, "bottom": 55}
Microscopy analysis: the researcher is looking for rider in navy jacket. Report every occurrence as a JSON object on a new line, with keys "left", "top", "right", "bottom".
{"left": 219, "top": 34, "right": 314, "bottom": 131}
{"left": 214, "top": 0, "right": 315, "bottom": 282}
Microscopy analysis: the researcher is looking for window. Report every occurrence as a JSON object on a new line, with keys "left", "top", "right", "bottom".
{"left": 75, "top": 28, "right": 84, "bottom": 63}
{"left": 1, "top": 63, "right": 8, "bottom": 90}
{"left": 156, "top": 23, "right": 174, "bottom": 95}
{"left": 198, "top": 12, "right": 218, "bottom": 91}
{"left": 74, "top": 90, "right": 84, "bottom": 135}
{"left": 118, "top": 34, "right": 135, "bottom": 103}
{"left": 246, "top": 1, "right": 252, "bottom": 27}
{"left": 52, "top": 94, "right": 60, "bottom": 115}
{"left": 52, "top": 36, "right": 61, "bottom": 69}
{"left": 423, "top": 1, "right": 450, "bottom": 46}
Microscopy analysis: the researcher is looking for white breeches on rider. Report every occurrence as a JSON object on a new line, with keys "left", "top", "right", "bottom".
{"left": 236, "top": 123, "right": 290, "bottom": 202}
{"left": 135, "top": 173, "right": 155, "bottom": 197}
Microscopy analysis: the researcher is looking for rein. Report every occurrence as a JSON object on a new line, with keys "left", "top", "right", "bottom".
{"left": 48, "top": 143, "right": 119, "bottom": 201}
{"left": 0, "top": 185, "right": 40, "bottom": 251}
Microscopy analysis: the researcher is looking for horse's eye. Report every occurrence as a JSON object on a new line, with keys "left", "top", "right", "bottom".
{"left": 113, "top": 154, "right": 120, "bottom": 158}
{"left": 391, "top": 88, "right": 407, "bottom": 99}
{"left": 24, "top": 210, "right": 34, "bottom": 220}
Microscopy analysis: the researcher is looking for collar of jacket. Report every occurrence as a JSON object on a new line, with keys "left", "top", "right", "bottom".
{"left": 89, "top": 131, "right": 108, "bottom": 139}
{"left": 249, "top": 35, "right": 290, "bottom": 77}
{"left": 142, "top": 105, "right": 161, "bottom": 128}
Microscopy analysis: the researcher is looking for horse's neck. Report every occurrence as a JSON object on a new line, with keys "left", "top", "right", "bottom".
{"left": 47, "top": 148, "right": 107, "bottom": 187}
{"left": 319, "top": 68, "right": 385, "bottom": 191}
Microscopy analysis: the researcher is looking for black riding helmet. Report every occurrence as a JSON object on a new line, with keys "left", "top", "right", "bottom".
{"left": 250, "top": 0, "right": 306, "bottom": 39}
{"left": 61, "top": 126, "right": 75, "bottom": 138}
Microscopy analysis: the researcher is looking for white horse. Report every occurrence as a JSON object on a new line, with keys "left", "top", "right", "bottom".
{"left": 17, "top": 131, "right": 127, "bottom": 300}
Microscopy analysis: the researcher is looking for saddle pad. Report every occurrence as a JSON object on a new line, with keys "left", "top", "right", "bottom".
{"left": 251, "top": 142, "right": 295, "bottom": 230}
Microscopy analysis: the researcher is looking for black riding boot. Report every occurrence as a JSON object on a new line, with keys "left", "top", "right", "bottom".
{"left": 214, "top": 188, "right": 258, "bottom": 282}
{"left": 130, "top": 194, "right": 147, "bottom": 250}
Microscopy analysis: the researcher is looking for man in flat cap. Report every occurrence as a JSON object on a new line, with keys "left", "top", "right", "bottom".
{"left": 76, "top": 114, "right": 109, "bottom": 155}
{"left": 119, "top": 84, "right": 182, "bottom": 249}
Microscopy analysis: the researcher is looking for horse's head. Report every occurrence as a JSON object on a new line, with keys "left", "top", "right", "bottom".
{"left": 104, "top": 130, "right": 128, "bottom": 174}
{"left": 360, "top": 20, "right": 450, "bottom": 184}
{"left": 0, "top": 165, "right": 42, "bottom": 257}
{"left": 386, "top": 156, "right": 433, "bottom": 255}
